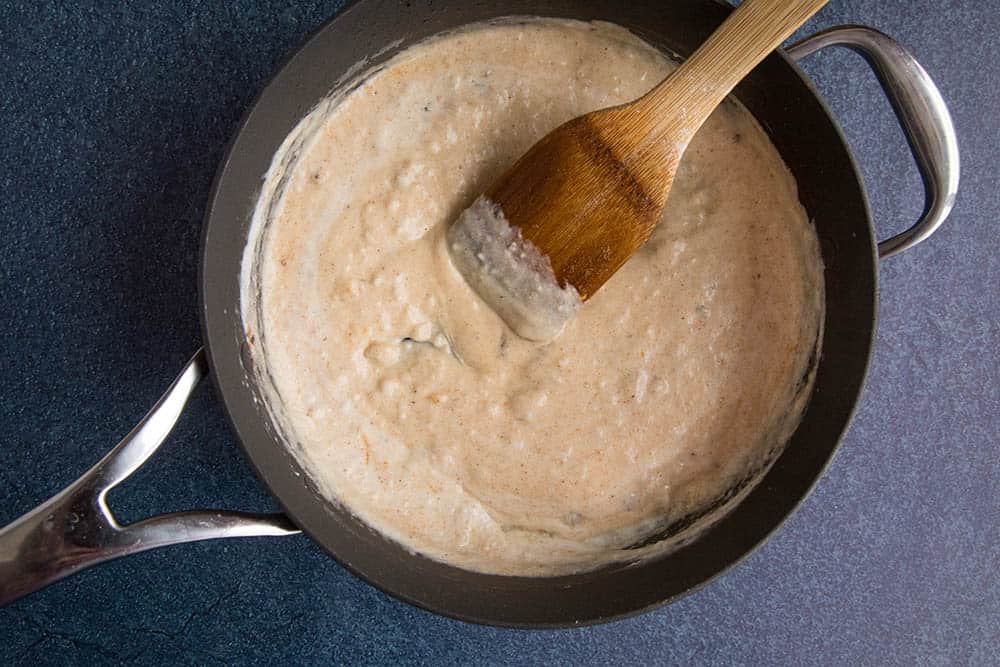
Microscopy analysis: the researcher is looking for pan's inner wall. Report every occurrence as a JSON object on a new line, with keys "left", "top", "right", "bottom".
{"left": 201, "top": 0, "right": 876, "bottom": 627}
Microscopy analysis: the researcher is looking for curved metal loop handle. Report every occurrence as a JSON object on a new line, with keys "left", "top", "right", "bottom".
{"left": 0, "top": 349, "right": 299, "bottom": 607}
{"left": 787, "top": 25, "right": 960, "bottom": 258}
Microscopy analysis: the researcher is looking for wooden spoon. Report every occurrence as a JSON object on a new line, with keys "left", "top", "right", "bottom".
{"left": 448, "top": 0, "right": 828, "bottom": 341}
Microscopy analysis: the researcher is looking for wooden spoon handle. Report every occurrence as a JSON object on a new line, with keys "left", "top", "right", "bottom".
{"left": 636, "top": 0, "right": 828, "bottom": 144}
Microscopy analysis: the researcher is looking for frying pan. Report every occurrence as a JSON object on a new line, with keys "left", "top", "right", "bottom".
{"left": 0, "top": 0, "right": 958, "bottom": 626}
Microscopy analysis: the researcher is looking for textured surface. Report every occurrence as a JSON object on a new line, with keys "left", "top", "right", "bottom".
{"left": 0, "top": 1, "right": 996, "bottom": 664}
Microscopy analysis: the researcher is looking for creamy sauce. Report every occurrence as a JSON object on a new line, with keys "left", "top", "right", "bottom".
{"left": 242, "top": 19, "right": 824, "bottom": 575}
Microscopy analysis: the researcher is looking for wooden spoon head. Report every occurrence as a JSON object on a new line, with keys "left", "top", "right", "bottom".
{"left": 487, "top": 109, "right": 681, "bottom": 300}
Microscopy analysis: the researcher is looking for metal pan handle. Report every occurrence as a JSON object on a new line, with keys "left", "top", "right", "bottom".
{"left": 0, "top": 349, "right": 299, "bottom": 607}
{"left": 787, "top": 25, "right": 959, "bottom": 258}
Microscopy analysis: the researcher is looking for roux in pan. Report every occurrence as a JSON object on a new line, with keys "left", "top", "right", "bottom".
{"left": 242, "top": 18, "right": 824, "bottom": 575}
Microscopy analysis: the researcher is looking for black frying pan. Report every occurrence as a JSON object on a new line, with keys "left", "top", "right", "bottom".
{"left": 0, "top": 0, "right": 958, "bottom": 626}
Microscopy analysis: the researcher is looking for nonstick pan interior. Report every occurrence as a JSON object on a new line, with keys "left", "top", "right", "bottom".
{"left": 200, "top": 0, "right": 876, "bottom": 627}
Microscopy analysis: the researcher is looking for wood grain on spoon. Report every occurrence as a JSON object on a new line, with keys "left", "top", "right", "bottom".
{"left": 475, "top": 0, "right": 828, "bottom": 304}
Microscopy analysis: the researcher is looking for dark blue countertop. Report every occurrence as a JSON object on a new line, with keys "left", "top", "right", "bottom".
{"left": 1, "top": 1, "right": 996, "bottom": 664}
